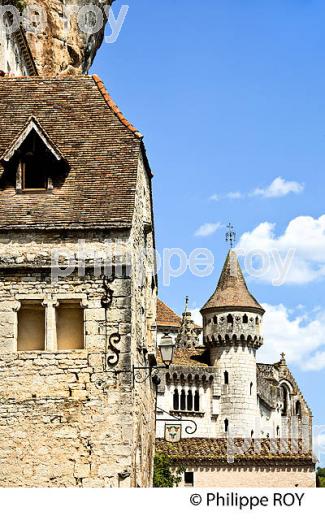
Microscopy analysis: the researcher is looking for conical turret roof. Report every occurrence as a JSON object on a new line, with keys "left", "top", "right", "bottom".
{"left": 201, "top": 250, "right": 264, "bottom": 314}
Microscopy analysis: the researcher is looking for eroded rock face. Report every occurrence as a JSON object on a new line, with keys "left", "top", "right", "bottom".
{"left": 23, "top": 0, "right": 113, "bottom": 75}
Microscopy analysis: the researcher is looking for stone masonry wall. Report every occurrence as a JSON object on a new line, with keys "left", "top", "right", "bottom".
{"left": 0, "top": 220, "right": 155, "bottom": 486}
{"left": 129, "top": 155, "right": 157, "bottom": 487}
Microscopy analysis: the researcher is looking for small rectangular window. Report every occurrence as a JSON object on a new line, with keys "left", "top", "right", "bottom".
{"left": 17, "top": 301, "right": 45, "bottom": 351}
{"left": 184, "top": 472, "right": 194, "bottom": 487}
{"left": 56, "top": 301, "right": 84, "bottom": 350}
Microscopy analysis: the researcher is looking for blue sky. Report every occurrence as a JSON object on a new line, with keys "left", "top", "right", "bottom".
{"left": 91, "top": 0, "right": 325, "bottom": 462}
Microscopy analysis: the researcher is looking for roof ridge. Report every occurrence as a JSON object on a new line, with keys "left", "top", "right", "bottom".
{"left": 92, "top": 74, "right": 143, "bottom": 139}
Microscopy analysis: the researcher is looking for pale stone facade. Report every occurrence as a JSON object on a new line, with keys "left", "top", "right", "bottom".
{"left": 177, "top": 466, "right": 316, "bottom": 488}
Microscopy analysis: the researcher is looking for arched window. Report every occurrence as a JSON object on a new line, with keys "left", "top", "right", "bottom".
{"left": 276, "top": 426, "right": 280, "bottom": 437}
{"left": 255, "top": 316, "right": 259, "bottom": 325}
{"left": 227, "top": 314, "right": 233, "bottom": 325}
{"left": 194, "top": 390, "right": 200, "bottom": 412}
{"left": 213, "top": 316, "right": 218, "bottom": 324}
{"left": 295, "top": 400, "right": 301, "bottom": 417}
{"left": 180, "top": 390, "right": 186, "bottom": 411}
{"left": 187, "top": 390, "right": 193, "bottom": 411}
{"left": 281, "top": 384, "right": 290, "bottom": 416}
{"left": 224, "top": 371, "right": 229, "bottom": 385}
{"left": 251, "top": 430, "right": 254, "bottom": 438}
{"left": 243, "top": 314, "right": 248, "bottom": 324}
{"left": 250, "top": 382, "right": 253, "bottom": 396}
{"left": 224, "top": 419, "right": 229, "bottom": 433}
{"left": 173, "top": 389, "right": 179, "bottom": 411}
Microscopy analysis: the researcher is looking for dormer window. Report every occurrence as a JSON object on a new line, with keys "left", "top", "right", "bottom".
{"left": 0, "top": 116, "right": 68, "bottom": 193}
{"left": 22, "top": 151, "right": 47, "bottom": 191}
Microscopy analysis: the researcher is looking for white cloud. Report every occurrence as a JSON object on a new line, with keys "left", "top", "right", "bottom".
{"left": 227, "top": 191, "right": 243, "bottom": 199}
{"left": 210, "top": 177, "right": 304, "bottom": 203}
{"left": 257, "top": 303, "right": 325, "bottom": 371}
{"left": 210, "top": 194, "right": 221, "bottom": 202}
{"left": 190, "top": 302, "right": 325, "bottom": 371}
{"left": 194, "top": 222, "right": 221, "bottom": 237}
{"left": 236, "top": 215, "right": 325, "bottom": 285}
{"left": 251, "top": 176, "right": 304, "bottom": 198}
{"left": 188, "top": 307, "right": 203, "bottom": 327}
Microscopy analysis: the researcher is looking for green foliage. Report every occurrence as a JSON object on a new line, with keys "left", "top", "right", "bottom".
{"left": 316, "top": 467, "right": 325, "bottom": 487}
{"left": 317, "top": 467, "right": 325, "bottom": 478}
{"left": 153, "top": 453, "right": 185, "bottom": 488}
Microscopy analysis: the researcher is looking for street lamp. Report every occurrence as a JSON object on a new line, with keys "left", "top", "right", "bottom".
{"left": 159, "top": 333, "right": 175, "bottom": 368}
{"left": 132, "top": 333, "right": 175, "bottom": 386}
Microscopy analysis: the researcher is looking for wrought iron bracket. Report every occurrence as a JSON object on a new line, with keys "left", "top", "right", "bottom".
{"left": 156, "top": 406, "right": 198, "bottom": 435}
{"left": 101, "top": 274, "right": 115, "bottom": 309}
{"left": 106, "top": 332, "right": 121, "bottom": 368}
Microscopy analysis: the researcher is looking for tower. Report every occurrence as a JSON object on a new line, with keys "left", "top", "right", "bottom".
{"left": 201, "top": 249, "right": 265, "bottom": 437}
{"left": 176, "top": 297, "right": 201, "bottom": 348}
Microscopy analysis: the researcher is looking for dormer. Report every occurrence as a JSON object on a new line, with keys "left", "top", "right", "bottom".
{"left": 0, "top": 116, "right": 68, "bottom": 193}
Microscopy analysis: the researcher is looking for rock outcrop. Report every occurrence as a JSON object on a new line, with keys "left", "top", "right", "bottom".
{"left": 21, "top": 0, "right": 114, "bottom": 75}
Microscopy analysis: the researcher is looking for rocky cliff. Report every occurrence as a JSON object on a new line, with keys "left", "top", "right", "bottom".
{"left": 21, "top": 0, "right": 114, "bottom": 75}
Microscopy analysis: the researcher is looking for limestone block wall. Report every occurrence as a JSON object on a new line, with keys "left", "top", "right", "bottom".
{"left": 210, "top": 345, "right": 258, "bottom": 437}
{"left": 177, "top": 465, "right": 316, "bottom": 488}
{"left": 129, "top": 155, "right": 157, "bottom": 487}
{"left": 0, "top": 222, "right": 156, "bottom": 487}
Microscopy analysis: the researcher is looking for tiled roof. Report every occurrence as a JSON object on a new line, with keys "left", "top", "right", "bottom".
{"left": 157, "top": 299, "right": 182, "bottom": 328}
{"left": 171, "top": 347, "right": 209, "bottom": 367}
{"left": 201, "top": 250, "right": 264, "bottom": 313}
{"left": 156, "top": 438, "right": 314, "bottom": 466}
{"left": 0, "top": 75, "right": 150, "bottom": 229}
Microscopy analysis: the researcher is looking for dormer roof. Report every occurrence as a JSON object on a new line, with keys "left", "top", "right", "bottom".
{"left": 201, "top": 250, "right": 264, "bottom": 314}
{"left": 0, "top": 116, "right": 65, "bottom": 164}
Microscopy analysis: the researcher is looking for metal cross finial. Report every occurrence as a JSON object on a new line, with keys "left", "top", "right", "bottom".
{"left": 226, "top": 223, "right": 236, "bottom": 249}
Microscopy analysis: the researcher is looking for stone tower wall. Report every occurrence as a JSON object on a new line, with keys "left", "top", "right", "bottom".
{"left": 203, "top": 310, "right": 263, "bottom": 437}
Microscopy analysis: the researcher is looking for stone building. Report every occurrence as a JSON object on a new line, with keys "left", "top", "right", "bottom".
{"left": 156, "top": 250, "right": 315, "bottom": 487}
{"left": 0, "top": 74, "right": 157, "bottom": 487}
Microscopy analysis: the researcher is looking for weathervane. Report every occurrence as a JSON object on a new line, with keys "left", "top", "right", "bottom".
{"left": 226, "top": 223, "right": 236, "bottom": 249}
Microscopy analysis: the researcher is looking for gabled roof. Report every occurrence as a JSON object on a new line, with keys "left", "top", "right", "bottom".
{"left": 157, "top": 299, "right": 182, "bottom": 328}
{"left": 1, "top": 116, "right": 64, "bottom": 163}
{"left": 0, "top": 75, "right": 151, "bottom": 229}
{"left": 201, "top": 250, "right": 264, "bottom": 314}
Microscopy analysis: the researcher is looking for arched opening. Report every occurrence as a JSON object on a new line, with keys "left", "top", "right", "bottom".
{"left": 173, "top": 389, "right": 179, "bottom": 411}
{"left": 296, "top": 400, "right": 301, "bottom": 417}
{"left": 213, "top": 316, "right": 218, "bottom": 324}
{"left": 276, "top": 426, "right": 280, "bottom": 437}
{"left": 281, "top": 384, "right": 290, "bottom": 416}
{"left": 227, "top": 314, "right": 233, "bottom": 325}
{"left": 243, "top": 314, "right": 248, "bottom": 324}
{"left": 251, "top": 430, "right": 254, "bottom": 438}
{"left": 255, "top": 316, "right": 259, "bottom": 325}
{"left": 250, "top": 382, "right": 253, "bottom": 396}
{"left": 194, "top": 390, "right": 200, "bottom": 412}
{"left": 224, "top": 419, "right": 229, "bottom": 433}
{"left": 224, "top": 371, "right": 229, "bottom": 385}
{"left": 180, "top": 390, "right": 186, "bottom": 411}
{"left": 187, "top": 390, "right": 193, "bottom": 411}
